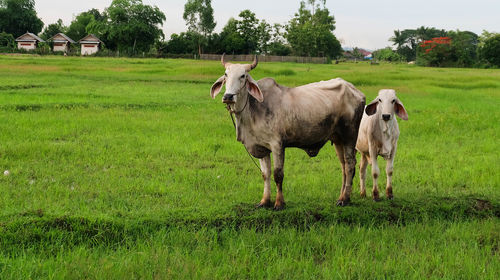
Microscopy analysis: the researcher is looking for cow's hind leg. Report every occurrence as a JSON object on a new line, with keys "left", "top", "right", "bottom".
{"left": 359, "top": 153, "right": 368, "bottom": 198}
{"left": 272, "top": 148, "right": 285, "bottom": 210}
{"left": 334, "top": 143, "right": 348, "bottom": 206}
{"left": 256, "top": 154, "right": 272, "bottom": 208}
{"left": 340, "top": 144, "right": 357, "bottom": 205}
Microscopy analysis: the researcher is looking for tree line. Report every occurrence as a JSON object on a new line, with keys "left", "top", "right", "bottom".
{"left": 0, "top": 0, "right": 342, "bottom": 58}
{"left": 1, "top": 0, "right": 499, "bottom": 67}
{"left": 372, "top": 26, "right": 500, "bottom": 67}
{"left": 166, "top": 0, "right": 341, "bottom": 58}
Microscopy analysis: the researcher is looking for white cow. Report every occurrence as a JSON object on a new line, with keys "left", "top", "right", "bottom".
{"left": 355, "top": 89, "right": 408, "bottom": 201}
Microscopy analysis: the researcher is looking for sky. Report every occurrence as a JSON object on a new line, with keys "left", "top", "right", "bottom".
{"left": 35, "top": 0, "right": 500, "bottom": 50}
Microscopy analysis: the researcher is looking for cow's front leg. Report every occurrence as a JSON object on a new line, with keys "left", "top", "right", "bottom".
{"left": 256, "top": 154, "right": 272, "bottom": 208}
{"left": 272, "top": 147, "right": 285, "bottom": 210}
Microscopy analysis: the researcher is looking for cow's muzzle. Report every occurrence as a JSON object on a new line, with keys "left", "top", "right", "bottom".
{"left": 222, "top": 93, "right": 235, "bottom": 104}
{"left": 382, "top": 114, "right": 391, "bottom": 121}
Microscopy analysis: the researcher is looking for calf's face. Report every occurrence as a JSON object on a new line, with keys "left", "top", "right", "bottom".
{"left": 365, "top": 89, "right": 408, "bottom": 121}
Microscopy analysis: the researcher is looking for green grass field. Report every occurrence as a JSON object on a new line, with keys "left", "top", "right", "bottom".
{"left": 0, "top": 55, "right": 499, "bottom": 279}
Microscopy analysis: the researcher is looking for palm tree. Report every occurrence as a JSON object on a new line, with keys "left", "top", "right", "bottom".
{"left": 416, "top": 26, "right": 430, "bottom": 42}
{"left": 390, "top": 30, "right": 406, "bottom": 50}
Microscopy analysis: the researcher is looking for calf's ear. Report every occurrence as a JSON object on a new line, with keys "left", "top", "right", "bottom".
{"left": 395, "top": 100, "right": 408, "bottom": 120}
{"left": 246, "top": 76, "right": 264, "bottom": 102}
{"left": 210, "top": 75, "right": 225, "bottom": 99}
{"left": 365, "top": 99, "right": 378, "bottom": 116}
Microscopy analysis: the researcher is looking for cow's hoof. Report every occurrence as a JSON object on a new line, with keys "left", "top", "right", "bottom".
{"left": 336, "top": 199, "right": 350, "bottom": 207}
{"left": 373, "top": 197, "right": 382, "bottom": 202}
{"left": 255, "top": 200, "right": 272, "bottom": 208}
{"left": 387, "top": 196, "right": 394, "bottom": 200}
{"left": 273, "top": 204, "right": 285, "bottom": 211}
{"left": 360, "top": 191, "right": 367, "bottom": 198}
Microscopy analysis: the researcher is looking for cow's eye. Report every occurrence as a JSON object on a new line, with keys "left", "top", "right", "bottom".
{"left": 392, "top": 99, "right": 396, "bottom": 103}
{"left": 378, "top": 99, "right": 382, "bottom": 103}
{"left": 224, "top": 73, "right": 227, "bottom": 76}
{"left": 240, "top": 74, "right": 245, "bottom": 79}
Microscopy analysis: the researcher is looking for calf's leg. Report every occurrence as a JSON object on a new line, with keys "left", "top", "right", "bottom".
{"left": 256, "top": 154, "right": 272, "bottom": 208}
{"left": 385, "top": 156, "right": 394, "bottom": 200}
{"left": 369, "top": 146, "right": 381, "bottom": 201}
{"left": 359, "top": 153, "right": 368, "bottom": 198}
{"left": 385, "top": 142, "right": 398, "bottom": 200}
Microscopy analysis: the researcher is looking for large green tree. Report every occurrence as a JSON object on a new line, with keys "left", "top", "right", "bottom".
{"left": 267, "top": 24, "right": 291, "bottom": 56}
{"left": 40, "top": 19, "right": 66, "bottom": 40}
{"left": 183, "top": 0, "right": 215, "bottom": 36}
{"left": 0, "top": 0, "right": 43, "bottom": 37}
{"left": 209, "top": 11, "right": 272, "bottom": 55}
{"left": 66, "top": 9, "right": 103, "bottom": 41}
{"left": 183, "top": 0, "right": 215, "bottom": 55}
{"left": 479, "top": 33, "right": 500, "bottom": 67}
{"left": 285, "top": 0, "right": 341, "bottom": 58}
{"left": 390, "top": 26, "right": 447, "bottom": 61}
{"left": 448, "top": 30, "right": 478, "bottom": 67}
{"left": 416, "top": 30, "right": 479, "bottom": 67}
{"left": 166, "top": 31, "right": 201, "bottom": 54}
{"left": 96, "top": 0, "right": 166, "bottom": 54}
{"left": 218, "top": 17, "right": 245, "bottom": 54}
{"left": 237, "top": 10, "right": 263, "bottom": 54}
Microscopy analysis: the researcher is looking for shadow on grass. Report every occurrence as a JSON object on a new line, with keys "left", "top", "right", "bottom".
{"left": 0, "top": 195, "right": 498, "bottom": 256}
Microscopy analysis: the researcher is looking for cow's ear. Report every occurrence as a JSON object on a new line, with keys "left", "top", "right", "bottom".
{"left": 365, "top": 98, "right": 378, "bottom": 116}
{"left": 395, "top": 100, "right": 408, "bottom": 120}
{"left": 210, "top": 75, "right": 225, "bottom": 99}
{"left": 246, "top": 76, "right": 263, "bottom": 102}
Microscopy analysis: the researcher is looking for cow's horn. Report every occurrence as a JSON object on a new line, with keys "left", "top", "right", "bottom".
{"left": 249, "top": 55, "right": 258, "bottom": 70}
{"left": 221, "top": 53, "right": 227, "bottom": 67}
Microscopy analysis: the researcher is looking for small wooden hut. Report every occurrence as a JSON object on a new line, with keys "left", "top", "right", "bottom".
{"left": 15, "top": 32, "right": 45, "bottom": 51}
{"left": 78, "top": 34, "right": 103, "bottom": 55}
{"left": 49, "top": 33, "right": 75, "bottom": 53}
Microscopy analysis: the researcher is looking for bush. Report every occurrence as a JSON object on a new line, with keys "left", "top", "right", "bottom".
{"left": 268, "top": 42, "right": 292, "bottom": 56}
{"left": 35, "top": 42, "right": 51, "bottom": 55}
{"left": 373, "top": 47, "right": 403, "bottom": 62}
{"left": 0, "top": 32, "right": 15, "bottom": 52}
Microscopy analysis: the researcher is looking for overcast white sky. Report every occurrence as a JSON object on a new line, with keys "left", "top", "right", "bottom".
{"left": 35, "top": 0, "right": 500, "bottom": 50}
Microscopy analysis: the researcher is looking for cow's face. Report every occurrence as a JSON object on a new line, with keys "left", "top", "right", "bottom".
{"left": 210, "top": 55, "right": 263, "bottom": 110}
{"left": 365, "top": 89, "right": 408, "bottom": 121}
{"left": 221, "top": 64, "right": 249, "bottom": 104}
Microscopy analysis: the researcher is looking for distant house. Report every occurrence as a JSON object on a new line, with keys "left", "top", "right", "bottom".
{"left": 15, "top": 32, "right": 45, "bottom": 51}
{"left": 342, "top": 48, "right": 373, "bottom": 61}
{"left": 48, "top": 33, "right": 75, "bottom": 53}
{"left": 358, "top": 49, "right": 372, "bottom": 58}
{"left": 78, "top": 34, "right": 103, "bottom": 55}
{"left": 359, "top": 49, "right": 373, "bottom": 60}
